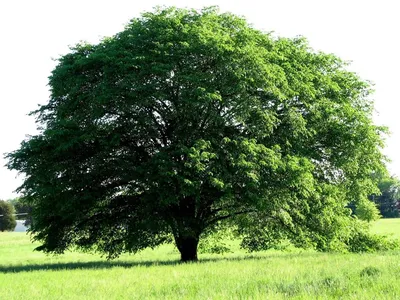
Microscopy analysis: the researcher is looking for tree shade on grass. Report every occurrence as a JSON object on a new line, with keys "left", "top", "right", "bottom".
{"left": 6, "top": 7, "right": 392, "bottom": 261}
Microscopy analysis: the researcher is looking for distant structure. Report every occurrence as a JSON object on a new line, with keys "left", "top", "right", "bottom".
{"left": 14, "top": 220, "right": 28, "bottom": 232}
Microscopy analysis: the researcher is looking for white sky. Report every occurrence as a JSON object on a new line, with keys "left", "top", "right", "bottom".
{"left": 0, "top": 0, "right": 399, "bottom": 199}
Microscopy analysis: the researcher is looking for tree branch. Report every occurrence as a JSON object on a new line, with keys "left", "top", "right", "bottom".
{"left": 206, "top": 209, "right": 256, "bottom": 226}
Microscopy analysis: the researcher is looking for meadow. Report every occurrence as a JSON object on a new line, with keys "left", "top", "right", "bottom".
{"left": 1, "top": 219, "right": 400, "bottom": 299}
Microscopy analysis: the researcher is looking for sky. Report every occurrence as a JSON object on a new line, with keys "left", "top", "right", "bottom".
{"left": 0, "top": 0, "right": 399, "bottom": 199}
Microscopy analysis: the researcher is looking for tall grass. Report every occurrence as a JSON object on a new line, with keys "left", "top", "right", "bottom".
{"left": 1, "top": 219, "right": 400, "bottom": 299}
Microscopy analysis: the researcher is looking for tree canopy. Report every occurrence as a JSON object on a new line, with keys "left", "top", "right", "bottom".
{"left": 6, "top": 7, "right": 391, "bottom": 261}
{"left": 355, "top": 200, "right": 381, "bottom": 223}
{"left": 0, "top": 200, "right": 17, "bottom": 232}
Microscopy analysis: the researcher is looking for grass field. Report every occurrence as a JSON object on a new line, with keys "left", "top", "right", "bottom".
{"left": 1, "top": 219, "right": 400, "bottom": 299}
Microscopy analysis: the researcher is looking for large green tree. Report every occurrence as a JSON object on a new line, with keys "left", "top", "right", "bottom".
{"left": 7, "top": 7, "right": 389, "bottom": 261}
{"left": 0, "top": 200, "right": 17, "bottom": 232}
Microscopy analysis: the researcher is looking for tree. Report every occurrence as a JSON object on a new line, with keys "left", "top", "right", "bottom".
{"left": 0, "top": 200, "right": 17, "bottom": 232}
{"left": 6, "top": 7, "right": 389, "bottom": 261}
{"left": 9, "top": 197, "right": 33, "bottom": 226}
{"left": 371, "top": 176, "right": 400, "bottom": 218}
{"left": 355, "top": 200, "right": 381, "bottom": 222}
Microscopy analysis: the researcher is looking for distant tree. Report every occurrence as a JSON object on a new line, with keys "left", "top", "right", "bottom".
{"left": 6, "top": 7, "right": 391, "bottom": 261}
{"left": 9, "top": 197, "right": 33, "bottom": 226}
{"left": 371, "top": 177, "right": 400, "bottom": 218}
{"left": 0, "top": 200, "right": 17, "bottom": 232}
{"left": 356, "top": 200, "right": 381, "bottom": 222}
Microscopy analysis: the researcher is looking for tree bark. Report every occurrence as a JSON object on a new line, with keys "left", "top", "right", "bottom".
{"left": 175, "top": 235, "right": 199, "bottom": 262}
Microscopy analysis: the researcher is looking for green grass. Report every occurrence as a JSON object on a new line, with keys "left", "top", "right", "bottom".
{"left": 1, "top": 219, "right": 400, "bottom": 299}
{"left": 371, "top": 218, "right": 400, "bottom": 239}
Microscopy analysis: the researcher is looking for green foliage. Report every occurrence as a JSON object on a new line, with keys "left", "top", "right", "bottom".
{"left": 372, "top": 176, "right": 400, "bottom": 218}
{"left": 198, "top": 227, "right": 233, "bottom": 254}
{"left": 356, "top": 200, "right": 381, "bottom": 222}
{"left": 8, "top": 197, "right": 32, "bottom": 226}
{"left": 6, "top": 6, "right": 389, "bottom": 261}
{"left": 0, "top": 200, "right": 17, "bottom": 232}
{"left": 347, "top": 220, "right": 399, "bottom": 252}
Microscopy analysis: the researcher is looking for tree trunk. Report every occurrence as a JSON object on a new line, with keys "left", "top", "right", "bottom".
{"left": 175, "top": 235, "right": 199, "bottom": 262}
